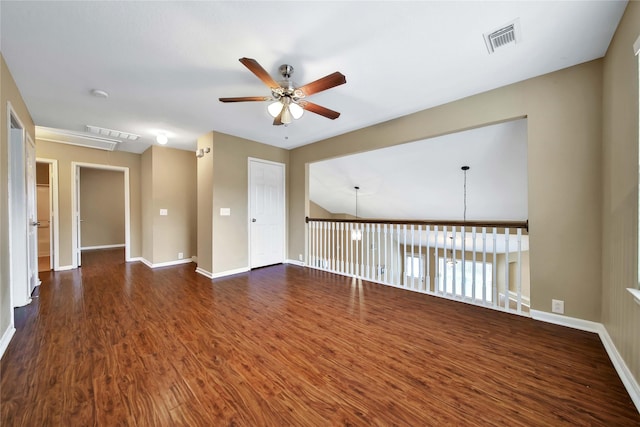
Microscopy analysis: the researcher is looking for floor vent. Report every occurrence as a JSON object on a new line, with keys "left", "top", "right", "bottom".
{"left": 484, "top": 19, "right": 521, "bottom": 54}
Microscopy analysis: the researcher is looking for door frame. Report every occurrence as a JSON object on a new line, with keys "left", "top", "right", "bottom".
{"left": 247, "top": 157, "right": 286, "bottom": 269}
{"left": 36, "top": 158, "right": 60, "bottom": 271}
{"left": 71, "top": 162, "right": 130, "bottom": 268}
{"left": 7, "top": 101, "right": 31, "bottom": 310}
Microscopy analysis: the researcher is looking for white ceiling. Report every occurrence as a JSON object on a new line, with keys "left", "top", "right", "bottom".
{"left": 0, "top": 1, "right": 627, "bottom": 153}
{"left": 310, "top": 119, "right": 528, "bottom": 220}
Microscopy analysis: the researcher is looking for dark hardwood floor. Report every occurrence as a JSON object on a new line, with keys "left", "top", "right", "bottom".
{"left": 1, "top": 248, "right": 638, "bottom": 426}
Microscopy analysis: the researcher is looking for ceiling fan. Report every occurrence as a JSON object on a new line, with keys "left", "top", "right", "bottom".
{"left": 219, "top": 57, "right": 346, "bottom": 126}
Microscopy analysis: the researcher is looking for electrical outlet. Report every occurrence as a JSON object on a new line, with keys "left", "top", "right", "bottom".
{"left": 552, "top": 299, "right": 564, "bottom": 314}
{"left": 178, "top": 252, "right": 184, "bottom": 260}
{"left": 298, "top": 254, "right": 303, "bottom": 261}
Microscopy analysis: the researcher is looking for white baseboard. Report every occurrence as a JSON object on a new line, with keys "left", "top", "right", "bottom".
{"left": 211, "top": 267, "right": 250, "bottom": 279}
{"left": 195, "top": 267, "right": 213, "bottom": 279}
{"left": 598, "top": 325, "right": 640, "bottom": 412}
{"left": 136, "top": 257, "right": 193, "bottom": 269}
{"left": 0, "top": 325, "right": 16, "bottom": 360}
{"left": 55, "top": 265, "right": 74, "bottom": 271}
{"left": 507, "top": 290, "right": 530, "bottom": 306}
{"left": 530, "top": 309, "right": 601, "bottom": 333}
{"left": 81, "top": 244, "right": 125, "bottom": 251}
{"left": 285, "top": 259, "right": 305, "bottom": 267}
{"left": 531, "top": 309, "right": 640, "bottom": 412}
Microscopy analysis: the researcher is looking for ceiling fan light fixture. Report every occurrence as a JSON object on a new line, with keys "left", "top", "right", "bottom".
{"left": 281, "top": 106, "right": 293, "bottom": 124}
{"left": 267, "top": 101, "right": 282, "bottom": 118}
{"left": 289, "top": 102, "right": 304, "bottom": 119}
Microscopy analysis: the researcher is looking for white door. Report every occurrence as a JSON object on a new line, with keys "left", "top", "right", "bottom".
{"left": 8, "top": 115, "right": 30, "bottom": 307}
{"left": 26, "top": 137, "right": 39, "bottom": 293}
{"left": 249, "top": 159, "right": 285, "bottom": 268}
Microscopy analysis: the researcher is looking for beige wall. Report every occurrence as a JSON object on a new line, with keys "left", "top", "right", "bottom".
{"left": 35, "top": 140, "right": 142, "bottom": 267}
{"left": 290, "top": 60, "right": 603, "bottom": 321}
{"left": 309, "top": 201, "right": 333, "bottom": 219}
{"left": 142, "top": 146, "right": 197, "bottom": 264}
{"left": 210, "top": 132, "right": 289, "bottom": 274}
{"left": 80, "top": 168, "right": 125, "bottom": 248}
{"left": 1, "top": 55, "right": 36, "bottom": 341}
{"left": 141, "top": 148, "right": 153, "bottom": 262}
{"left": 601, "top": 2, "right": 640, "bottom": 392}
{"left": 196, "top": 132, "right": 214, "bottom": 273}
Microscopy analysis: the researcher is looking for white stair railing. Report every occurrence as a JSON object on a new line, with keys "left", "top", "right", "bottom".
{"left": 306, "top": 217, "right": 530, "bottom": 315}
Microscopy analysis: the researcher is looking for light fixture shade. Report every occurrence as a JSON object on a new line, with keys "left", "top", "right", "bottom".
{"left": 156, "top": 134, "right": 168, "bottom": 145}
{"left": 289, "top": 102, "right": 304, "bottom": 119}
{"left": 267, "top": 101, "right": 282, "bottom": 118}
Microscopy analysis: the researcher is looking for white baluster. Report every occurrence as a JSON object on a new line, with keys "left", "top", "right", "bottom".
{"left": 482, "top": 227, "right": 487, "bottom": 305}
{"left": 504, "top": 228, "right": 510, "bottom": 310}
{"left": 517, "top": 228, "right": 522, "bottom": 313}
{"left": 492, "top": 228, "right": 498, "bottom": 308}
{"left": 472, "top": 226, "right": 477, "bottom": 302}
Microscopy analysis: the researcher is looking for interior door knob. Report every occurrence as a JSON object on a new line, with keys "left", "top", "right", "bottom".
{"left": 252, "top": 218, "right": 257, "bottom": 222}
{"left": 31, "top": 221, "right": 41, "bottom": 227}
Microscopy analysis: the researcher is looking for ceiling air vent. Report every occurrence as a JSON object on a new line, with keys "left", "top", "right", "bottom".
{"left": 86, "top": 125, "right": 140, "bottom": 141}
{"left": 484, "top": 19, "right": 521, "bottom": 54}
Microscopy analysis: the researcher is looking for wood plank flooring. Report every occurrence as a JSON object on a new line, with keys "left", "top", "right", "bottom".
{"left": 2, "top": 248, "right": 639, "bottom": 426}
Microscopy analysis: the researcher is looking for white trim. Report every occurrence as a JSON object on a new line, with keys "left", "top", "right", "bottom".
{"left": 599, "top": 325, "right": 640, "bottom": 412}
{"left": 81, "top": 244, "right": 125, "bottom": 251}
{"left": 36, "top": 158, "right": 60, "bottom": 271}
{"left": 212, "top": 267, "right": 250, "bottom": 279}
{"left": 136, "top": 257, "right": 193, "bottom": 269}
{"left": 0, "top": 326, "right": 16, "bottom": 360}
{"left": 627, "top": 288, "right": 640, "bottom": 306}
{"left": 531, "top": 309, "right": 640, "bottom": 412}
{"left": 248, "top": 158, "right": 287, "bottom": 269}
{"left": 71, "top": 162, "right": 131, "bottom": 268}
{"left": 191, "top": 256, "right": 198, "bottom": 263}
{"left": 285, "top": 259, "right": 305, "bottom": 267}
{"left": 55, "top": 265, "right": 74, "bottom": 271}
{"left": 195, "top": 267, "right": 213, "bottom": 279}
{"left": 508, "top": 290, "right": 531, "bottom": 307}
{"left": 530, "top": 309, "right": 601, "bottom": 332}
{"left": 634, "top": 35, "right": 640, "bottom": 56}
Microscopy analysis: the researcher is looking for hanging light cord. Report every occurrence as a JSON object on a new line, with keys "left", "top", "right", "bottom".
{"left": 354, "top": 186, "right": 359, "bottom": 219}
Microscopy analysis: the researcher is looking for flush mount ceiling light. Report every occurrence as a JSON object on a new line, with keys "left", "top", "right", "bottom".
{"left": 156, "top": 133, "right": 168, "bottom": 145}
{"left": 90, "top": 89, "right": 109, "bottom": 98}
{"left": 220, "top": 58, "right": 346, "bottom": 126}
{"left": 86, "top": 125, "right": 139, "bottom": 141}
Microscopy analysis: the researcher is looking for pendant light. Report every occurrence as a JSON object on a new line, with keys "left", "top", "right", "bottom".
{"left": 447, "top": 166, "right": 470, "bottom": 266}
{"left": 351, "top": 186, "right": 362, "bottom": 241}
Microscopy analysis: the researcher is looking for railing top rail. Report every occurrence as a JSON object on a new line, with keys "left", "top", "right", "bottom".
{"left": 305, "top": 216, "right": 528, "bottom": 230}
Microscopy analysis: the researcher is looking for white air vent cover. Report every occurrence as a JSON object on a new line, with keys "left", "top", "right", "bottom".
{"left": 484, "top": 19, "right": 521, "bottom": 54}
{"left": 86, "top": 125, "right": 140, "bottom": 141}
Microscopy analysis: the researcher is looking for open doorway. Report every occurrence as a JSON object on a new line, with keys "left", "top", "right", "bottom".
{"left": 71, "top": 162, "right": 130, "bottom": 268}
{"left": 35, "top": 159, "right": 60, "bottom": 272}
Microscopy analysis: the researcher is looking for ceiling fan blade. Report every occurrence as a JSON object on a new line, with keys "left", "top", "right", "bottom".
{"left": 298, "top": 72, "right": 346, "bottom": 97}
{"left": 301, "top": 102, "right": 341, "bottom": 120}
{"left": 239, "top": 57, "right": 280, "bottom": 88}
{"left": 219, "top": 96, "right": 271, "bottom": 103}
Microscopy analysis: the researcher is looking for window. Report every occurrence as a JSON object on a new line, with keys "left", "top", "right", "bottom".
{"left": 405, "top": 254, "right": 422, "bottom": 279}
{"left": 437, "top": 258, "right": 493, "bottom": 302}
